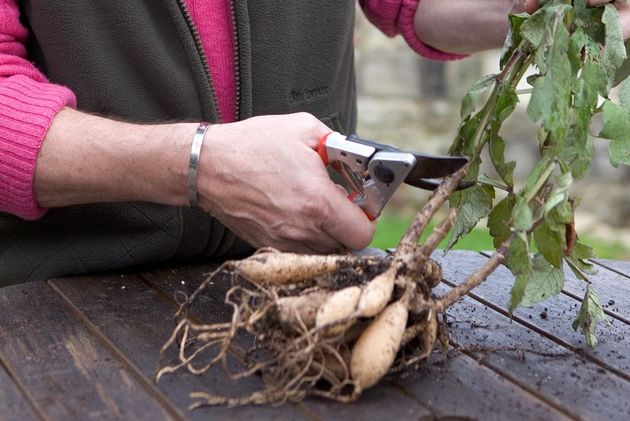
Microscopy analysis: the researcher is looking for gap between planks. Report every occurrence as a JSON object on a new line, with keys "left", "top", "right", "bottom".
{"left": 46, "top": 279, "right": 188, "bottom": 421}
{"left": 0, "top": 349, "right": 49, "bottom": 421}
{"left": 592, "top": 259, "right": 630, "bottom": 280}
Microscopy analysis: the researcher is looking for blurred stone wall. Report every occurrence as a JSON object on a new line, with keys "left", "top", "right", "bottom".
{"left": 353, "top": 9, "right": 630, "bottom": 235}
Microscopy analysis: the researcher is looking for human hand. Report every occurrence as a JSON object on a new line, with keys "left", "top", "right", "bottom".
{"left": 196, "top": 113, "right": 376, "bottom": 253}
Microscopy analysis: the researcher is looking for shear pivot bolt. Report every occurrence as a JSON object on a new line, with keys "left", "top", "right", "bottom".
{"left": 374, "top": 164, "right": 395, "bottom": 184}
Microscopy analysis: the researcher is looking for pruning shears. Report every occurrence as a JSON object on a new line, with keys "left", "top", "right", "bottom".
{"left": 317, "top": 132, "right": 472, "bottom": 220}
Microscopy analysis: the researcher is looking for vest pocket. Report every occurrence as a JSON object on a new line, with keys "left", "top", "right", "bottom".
{"left": 320, "top": 112, "right": 344, "bottom": 134}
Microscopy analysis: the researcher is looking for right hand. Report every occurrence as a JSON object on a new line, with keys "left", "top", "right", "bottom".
{"left": 196, "top": 113, "right": 376, "bottom": 254}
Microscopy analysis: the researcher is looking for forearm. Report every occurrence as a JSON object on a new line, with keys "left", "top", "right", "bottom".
{"left": 34, "top": 108, "right": 195, "bottom": 208}
{"left": 414, "top": 0, "right": 520, "bottom": 54}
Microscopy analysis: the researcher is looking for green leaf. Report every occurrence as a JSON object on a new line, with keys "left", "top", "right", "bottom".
{"left": 566, "top": 241, "right": 597, "bottom": 281}
{"left": 511, "top": 196, "right": 533, "bottom": 232}
{"left": 613, "top": 41, "right": 630, "bottom": 87}
{"left": 501, "top": 13, "right": 528, "bottom": 69}
{"left": 620, "top": 77, "right": 630, "bottom": 108}
{"left": 521, "top": 253, "right": 565, "bottom": 307}
{"left": 533, "top": 220, "right": 565, "bottom": 268}
{"left": 572, "top": 285, "right": 607, "bottom": 346}
{"left": 521, "top": 8, "right": 547, "bottom": 48}
{"left": 600, "top": 91, "right": 630, "bottom": 167}
{"left": 489, "top": 135, "right": 516, "bottom": 188}
{"left": 450, "top": 114, "right": 482, "bottom": 157}
{"left": 544, "top": 171, "right": 573, "bottom": 214}
{"left": 461, "top": 75, "right": 496, "bottom": 120}
{"left": 495, "top": 85, "right": 519, "bottom": 124}
{"left": 487, "top": 194, "right": 516, "bottom": 248}
{"left": 527, "top": 10, "right": 572, "bottom": 144}
{"left": 563, "top": 39, "right": 604, "bottom": 178}
{"left": 523, "top": 157, "right": 554, "bottom": 198}
{"left": 447, "top": 184, "right": 495, "bottom": 249}
{"left": 568, "top": 27, "right": 587, "bottom": 75}
{"left": 602, "top": 4, "right": 627, "bottom": 84}
{"left": 573, "top": 0, "right": 605, "bottom": 43}
{"left": 507, "top": 233, "right": 533, "bottom": 312}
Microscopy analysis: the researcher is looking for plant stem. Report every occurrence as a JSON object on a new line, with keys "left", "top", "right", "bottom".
{"left": 420, "top": 208, "right": 458, "bottom": 257}
{"left": 524, "top": 159, "right": 557, "bottom": 203}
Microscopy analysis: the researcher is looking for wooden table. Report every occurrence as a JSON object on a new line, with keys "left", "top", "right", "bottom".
{"left": 1, "top": 250, "right": 629, "bottom": 421}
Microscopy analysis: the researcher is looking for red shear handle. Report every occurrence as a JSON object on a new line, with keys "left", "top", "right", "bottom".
{"left": 348, "top": 192, "right": 377, "bottom": 222}
{"left": 317, "top": 132, "right": 333, "bottom": 166}
{"left": 318, "top": 133, "right": 377, "bottom": 221}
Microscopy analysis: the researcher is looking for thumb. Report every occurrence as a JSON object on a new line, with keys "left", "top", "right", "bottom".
{"left": 322, "top": 185, "right": 376, "bottom": 251}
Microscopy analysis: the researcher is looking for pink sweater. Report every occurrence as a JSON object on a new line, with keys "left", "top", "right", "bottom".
{"left": 0, "top": 0, "right": 461, "bottom": 220}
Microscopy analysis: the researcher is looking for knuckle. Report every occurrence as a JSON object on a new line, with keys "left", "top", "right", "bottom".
{"left": 274, "top": 223, "right": 305, "bottom": 243}
{"left": 295, "top": 112, "right": 321, "bottom": 130}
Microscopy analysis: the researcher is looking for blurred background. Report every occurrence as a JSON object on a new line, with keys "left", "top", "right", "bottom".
{"left": 353, "top": 11, "right": 630, "bottom": 260}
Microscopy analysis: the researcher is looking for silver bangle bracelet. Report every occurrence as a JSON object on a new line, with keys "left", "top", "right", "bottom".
{"left": 187, "top": 122, "right": 211, "bottom": 207}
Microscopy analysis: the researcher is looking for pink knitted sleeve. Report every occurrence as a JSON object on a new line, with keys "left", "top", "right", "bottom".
{"left": 359, "top": 0, "right": 469, "bottom": 61}
{"left": 0, "top": 0, "right": 76, "bottom": 220}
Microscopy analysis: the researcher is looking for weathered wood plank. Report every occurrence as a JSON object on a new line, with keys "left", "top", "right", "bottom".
{"left": 0, "top": 360, "right": 41, "bottom": 421}
{"left": 593, "top": 259, "right": 630, "bottom": 278}
{"left": 432, "top": 282, "right": 630, "bottom": 420}
{"left": 50, "top": 273, "right": 309, "bottom": 420}
{"left": 436, "top": 250, "right": 630, "bottom": 379}
{"left": 394, "top": 355, "right": 571, "bottom": 421}
{"left": 0, "top": 282, "right": 172, "bottom": 420}
{"left": 141, "top": 265, "right": 437, "bottom": 420}
{"left": 586, "top": 259, "right": 630, "bottom": 320}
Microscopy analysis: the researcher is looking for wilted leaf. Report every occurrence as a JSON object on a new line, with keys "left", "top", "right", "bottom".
{"left": 572, "top": 285, "right": 607, "bottom": 346}
{"left": 566, "top": 241, "right": 597, "bottom": 281}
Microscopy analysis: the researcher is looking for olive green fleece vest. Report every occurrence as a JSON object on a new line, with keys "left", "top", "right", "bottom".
{"left": 1, "top": 0, "right": 357, "bottom": 286}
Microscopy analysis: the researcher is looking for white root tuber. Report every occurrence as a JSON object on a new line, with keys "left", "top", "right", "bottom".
{"left": 276, "top": 290, "right": 331, "bottom": 330}
{"left": 350, "top": 298, "right": 409, "bottom": 392}
{"left": 234, "top": 251, "right": 363, "bottom": 285}
{"left": 315, "top": 286, "right": 362, "bottom": 335}
{"left": 356, "top": 267, "right": 396, "bottom": 318}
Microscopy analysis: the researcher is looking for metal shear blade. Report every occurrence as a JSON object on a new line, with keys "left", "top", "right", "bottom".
{"left": 404, "top": 154, "right": 474, "bottom": 191}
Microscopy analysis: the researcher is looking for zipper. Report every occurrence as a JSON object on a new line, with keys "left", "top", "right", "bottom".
{"left": 176, "top": 0, "right": 222, "bottom": 122}
{"left": 228, "top": 0, "right": 241, "bottom": 121}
